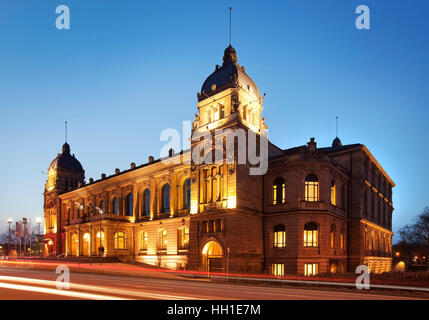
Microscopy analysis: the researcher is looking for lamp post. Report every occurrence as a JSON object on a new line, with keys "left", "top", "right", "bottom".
{"left": 95, "top": 207, "right": 103, "bottom": 259}
{"left": 7, "top": 218, "right": 12, "bottom": 256}
{"left": 36, "top": 217, "right": 42, "bottom": 257}
{"left": 22, "top": 218, "right": 27, "bottom": 258}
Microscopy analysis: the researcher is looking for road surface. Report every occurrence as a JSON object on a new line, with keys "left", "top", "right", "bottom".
{"left": 0, "top": 267, "right": 423, "bottom": 300}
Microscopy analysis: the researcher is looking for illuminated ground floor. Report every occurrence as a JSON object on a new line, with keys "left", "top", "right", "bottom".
{"left": 45, "top": 210, "right": 393, "bottom": 275}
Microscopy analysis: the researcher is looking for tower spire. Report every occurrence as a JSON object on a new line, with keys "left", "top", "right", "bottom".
{"left": 65, "top": 120, "right": 68, "bottom": 143}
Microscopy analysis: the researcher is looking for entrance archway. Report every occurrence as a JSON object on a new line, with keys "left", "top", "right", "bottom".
{"left": 71, "top": 234, "right": 78, "bottom": 256}
{"left": 202, "top": 240, "right": 223, "bottom": 272}
{"left": 44, "top": 238, "right": 54, "bottom": 256}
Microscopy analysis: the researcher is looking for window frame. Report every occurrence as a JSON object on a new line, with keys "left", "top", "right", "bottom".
{"left": 114, "top": 231, "right": 128, "bottom": 250}
{"left": 305, "top": 174, "right": 319, "bottom": 202}
{"left": 273, "top": 225, "right": 286, "bottom": 248}
{"left": 272, "top": 178, "right": 286, "bottom": 205}
{"left": 304, "top": 222, "right": 318, "bottom": 247}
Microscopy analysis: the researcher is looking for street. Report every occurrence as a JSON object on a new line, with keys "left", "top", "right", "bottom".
{"left": 0, "top": 267, "right": 424, "bottom": 300}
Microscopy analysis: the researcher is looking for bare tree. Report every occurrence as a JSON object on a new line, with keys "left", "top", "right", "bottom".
{"left": 399, "top": 207, "right": 429, "bottom": 246}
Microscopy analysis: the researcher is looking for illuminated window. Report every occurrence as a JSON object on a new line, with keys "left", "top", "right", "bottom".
{"left": 114, "top": 232, "right": 128, "bottom": 250}
{"left": 305, "top": 174, "right": 319, "bottom": 202}
{"left": 99, "top": 200, "right": 104, "bottom": 214}
{"left": 143, "top": 189, "right": 150, "bottom": 216}
{"left": 183, "top": 179, "right": 191, "bottom": 209}
{"left": 126, "top": 193, "right": 133, "bottom": 216}
{"left": 272, "top": 178, "right": 286, "bottom": 205}
{"left": 162, "top": 184, "right": 170, "bottom": 213}
{"left": 158, "top": 229, "right": 167, "bottom": 250}
{"left": 273, "top": 225, "right": 286, "bottom": 248}
{"left": 272, "top": 264, "right": 284, "bottom": 277}
{"left": 304, "top": 263, "right": 318, "bottom": 276}
{"left": 331, "top": 181, "right": 336, "bottom": 206}
{"left": 340, "top": 229, "right": 344, "bottom": 250}
{"left": 219, "top": 104, "right": 225, "bottom": 119}
{"left": 178, "top": 227, "right": 189, "bottom": 250}
{"left": 112, "top": 197, "right": 118, "bottom": 215}
{"left": 141, "top": 232, "right": 148, "bottom": 251}
{"left": 304, "top": 222, "right": 318, "bottom": 247}
{"left": 330, "top": 224, "right": 336, "bottom": 248}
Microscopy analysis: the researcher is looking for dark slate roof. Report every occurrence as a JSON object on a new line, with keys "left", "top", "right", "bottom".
{"left": 200, "top": 45, "right": 260, "bottom": 101}
{"left": 48, "top": 143, "right": 84, "bottom": 172}
{"left": 269, "top": 142, "right": 363, "bottom": 160}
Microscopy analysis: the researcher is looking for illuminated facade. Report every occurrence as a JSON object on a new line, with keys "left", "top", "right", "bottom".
{"left": 43, "top": 45, "right": 394, "bottom": 275}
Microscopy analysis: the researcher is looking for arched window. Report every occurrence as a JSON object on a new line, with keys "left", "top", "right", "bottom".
{"left": 143, "top": 189, "right": 150, "bottom": 216}
{"left": 304, "top": 222, "right": 318, "bottom": 247}
{"left": 183, "top": 179, "right": 191, "bottom": 209}
{"left": 219, "top": 104, "right": 225, "bottom": 119}
{"left": 178, "top": 227, "right": 189, "bottom": 249}
{"left": 99, "top": 200, "right": 104, "bottom": 214}
{"left": 273, "top": 178, "right": 286, "bottom": 205}
{"left": 162, "top": 184, "right": 170, "bottom": 213}
{"left": 340, "top": 228, "right": 345, "bottom": 250}
{"left": 141, "top": 231, "right": 148, "bottom": 251}
{"left": 126, "top": 193, "right": 133, "bottom": 216}
{"left": 305, "top": 174, "right": 319, "bottom": 202}
{"left": 112, "top": 197, "right": 118, "bottom": 215}
{"left": 330, "top": 224, "right": 336, "bottom": 248}
{"left": 273, "top": 225, "right": 286, "bottom": 248}
{"left": 114, "top": 232, "right": 128, "bottom": 250}
{"left": 158, "top": 229, "right": 167, "bottom": 250}
{"left": 330, "top": 181, "right": 336, "bottom": 206}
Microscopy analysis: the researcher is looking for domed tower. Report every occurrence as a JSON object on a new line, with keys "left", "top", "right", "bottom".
{"left": 188, "top": 45, "right": 267, "bottom": 273}
{"left": 43, "top": 142, "right": 84, "bottom": 255}
{"left": 195, "top": 45, "right": 265, "bottom": 133}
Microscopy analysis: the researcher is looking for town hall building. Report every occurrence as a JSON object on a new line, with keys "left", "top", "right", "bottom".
{"left": 43, "top": 45, "right": 394, "bottom": 275}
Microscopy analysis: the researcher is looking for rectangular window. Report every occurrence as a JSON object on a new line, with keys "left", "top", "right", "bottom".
{"left": 331, "top": 184, "right": 336, "bottom": 206}
{"left": 304, "top": 263, "right": 318, "bottom": 276}
{"left": 158, "top": 230, "right": 167, "bottom": 250}
{"left": 178, "top": 227, "right": 189, "bottom": 250}
{"left": 274, "top": 231, "right": 286, "bottom": 248}
{"left": 272, "top": 264, "right": 284, "bottom": 277}
{"left": 141, "top": 232, "right": 148, "bottom": 251}
{"left": 305, "top": 181, "right": 319, "bottom": 202}
{"left": 304, "top": 230, "right": 318, "bottom": 247}
{"left": 340, "top": 232, "right": 344, "bottom": 250}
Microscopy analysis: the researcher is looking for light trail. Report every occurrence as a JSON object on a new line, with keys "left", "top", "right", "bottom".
{"left": 0, "top": 275, "right": 204, "bottom": 300}
{"left": 0, "top": 281, "right": 127, "bottom": 300}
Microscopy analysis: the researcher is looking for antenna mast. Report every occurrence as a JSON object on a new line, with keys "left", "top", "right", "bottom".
{"left": 229, "top": 6, "right": 232, "bottom": 45}
{"left": 336, "top": 116, "right": 339, "bottom": 138}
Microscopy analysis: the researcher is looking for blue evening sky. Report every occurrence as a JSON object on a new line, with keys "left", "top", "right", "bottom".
{"left": 0, "top": 1, "right": 428, "bottom": 241}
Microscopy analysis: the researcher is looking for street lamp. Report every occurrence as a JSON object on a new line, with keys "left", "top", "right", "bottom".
{"left": 7, "top": 218, "right": 12, "bottom": 256}
{"left": 36, "top": 217, "right": 42, "bottom": 257}
{"left": 22, "top": 218, "right": 27, "bottom": 258}
{"left": 94, "top": 206, "right": 104, "bottom": 259}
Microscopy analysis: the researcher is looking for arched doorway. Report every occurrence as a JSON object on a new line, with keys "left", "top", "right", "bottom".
{"left": 202, "top": 240, "right": 223, "bottom": 272}
{"left": 71, "top": 234, "right": 78, "bottom": 256}
{"left": 44, "top": 238, "right": 54, "bottom": 256}
{"left": 82, "top": 233, "right": 90, "bottom": 256}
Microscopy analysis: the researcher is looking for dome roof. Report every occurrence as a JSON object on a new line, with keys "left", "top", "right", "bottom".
{"left": 200, "top": 45, "right": 260, "bottom": 101}
{"left": 48, "top": 143, "right": 84, "bottom": 172}
{"left": 332, "top": 137, "right": 343, "bottom": 148}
